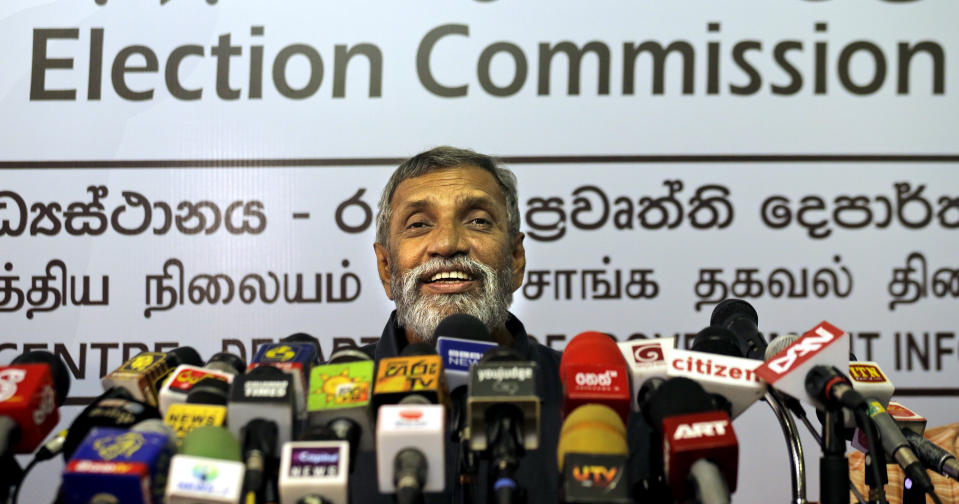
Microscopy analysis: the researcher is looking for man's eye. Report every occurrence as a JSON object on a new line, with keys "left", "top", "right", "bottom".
{"left": 468, "top": 218, "right": 491, "bottom": 226}
{"left": 406, "top": 221, "right": 428, "bottom": 229}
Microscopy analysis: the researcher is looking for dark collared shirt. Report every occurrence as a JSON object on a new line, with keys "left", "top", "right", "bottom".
{"left": 349, "top": 310, "right": 563, "bottom": 504}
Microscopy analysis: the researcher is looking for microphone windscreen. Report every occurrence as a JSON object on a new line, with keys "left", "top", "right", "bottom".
{"left": 557, "top": 423, "right": 628, "bottom": 471}
{"left": 206, "top": 352, "right": 246, "bottom": 375}
{"left": 328, "top": 348, "right": 371, "bottom": 364}
{"left": 692, "top": 327, "right": 743, "bottom": 358}
{"left": 12, "top": 350, "right": 71, "bottom": 405}
{"left": 560, "top": 332, "right": 622, "bottom": 379}
{"left": 283, "top": 332, "right": 324, "bottom": 363}
{"left": 764, "top": 334, "right": 800, "bottom": 361}
{"left": 710, "top": 298, "right": 759, "bottom": 327}
{"left": 479, "top": 346, "right": 522, "bottom": 363}
{"left": 560, "top": 404, "right": 626, "bottom": 439}
{"left": 400, "top": 342, "right": 437, "bottom": 357}
{"left": 642, "top": 377, "right": 713, "bottom": 429}
{"left": 168, "top": 346, "right": 203, "bottom": 367}
{"left": 181, "top": 426, "right": 242, "bottom": 461}
{"left": 432, "top": 313, "right": 491, "bottom": 342}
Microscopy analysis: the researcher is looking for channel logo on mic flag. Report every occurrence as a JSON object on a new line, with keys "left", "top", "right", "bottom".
{"left": 308, "top": 361, "right": 373, "bottom": 411}
{"left": 848, "top": 363, "right": 887, "bottom": 383}
{"left": 375, "top": 355, "right": 443, "bottom": 393}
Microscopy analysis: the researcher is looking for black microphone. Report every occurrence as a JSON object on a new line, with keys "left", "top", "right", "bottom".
{"left": 467, "top": 346, "right": 540, "bottom": 504}
{"left": 710, "top": 298, "right": 767, "bottom": 360}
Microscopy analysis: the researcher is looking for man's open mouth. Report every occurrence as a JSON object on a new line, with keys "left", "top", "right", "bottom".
{"left": 423, "top": 270, "right": 474, "bottom": 283}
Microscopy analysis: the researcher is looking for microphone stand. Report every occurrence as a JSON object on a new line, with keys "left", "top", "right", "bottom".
{"left": 820, "top": 407, "right": 850, "bottom": 504}
{"left": 764, "top": 391, "right": 808, "bottom": 504}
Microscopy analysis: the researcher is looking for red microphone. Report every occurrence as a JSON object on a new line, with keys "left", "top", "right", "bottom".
{"left": 560, "top": 332, "right": 631, "bottom": 425}
{"left": 0, "top": 351, "right": 71, "bottom": 455}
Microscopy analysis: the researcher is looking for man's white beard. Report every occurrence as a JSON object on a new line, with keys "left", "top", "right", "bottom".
{"left": 391, "top": 254, "right": 514, "bottom": 345}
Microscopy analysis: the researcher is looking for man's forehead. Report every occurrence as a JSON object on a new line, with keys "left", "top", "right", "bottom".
{"left": 390, "top": 165, "right": 506, "bottom": 210}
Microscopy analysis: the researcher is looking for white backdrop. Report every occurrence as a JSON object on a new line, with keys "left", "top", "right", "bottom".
{"left": 1, "top": 1, "right": 957, "bottom": 502}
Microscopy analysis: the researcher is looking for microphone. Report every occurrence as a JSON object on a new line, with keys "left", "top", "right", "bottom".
{"left": 560, "top": 332, "right": 621, "bottom": 381}
{"left": 641, "top": 377, "right": 738, "bottom": 504}
{"left": 228, "top": 365, "right": 296, "bottom": 446}
{"left": 0, "top": 350, "right": 71, "bottom": 455}
{"left": 665, "top": 328, "right": 766, "bottom": 418}
{"left": 102, "top": 346, "right": 202, "bottom": 407}
{"left": 241, "top": 418, "right": 280, "bottom": 504}
{"left": 165, "top": 426, "right": 246, "bottom": 503}
{"left": 709, "top": 298, "right": 767, "bottom": 360}
{"left": 375, "top": 401, "right": 446, "bottom": 500}
{"left": 372, "top": 343, "right": 449, "bottom": 408}
{"left": 560, "top": 331, "right": 631, "bottom": 425}
{"left": 617, "top": 337, "right": 673, "bottom": 413}
{"left": 279, "top": 440, "right": 350, "bottom": 504}
{"left": 163, "top": 378, "right": 230, "bottom": 441}
{"left": 862, "top": 399, "right": 938, "bottom": 500}
{"left": 902, "top": 429, "right": 959, "bottom": 482}
{"left": 61, "top": 388, "right": 162, "bottom": 461}
{"left": 158, "top": 352, "right": 243, "bottom": 415}
{"left": 306, "top": 348, "right": 375, "bottom": 454}
{"left": 467, "top": 347, "right": 540, "bottom": 503}
{"left": 557, "top": 404, "right": 630, "bottom": 503}
{"left": 249, "top": 342, "right": 318, "bottom": 419}
{"left": 435, "top": 314, "right": 497, "bottom": 391}
{"left": 432, "top": 313, "right": 493, "bottom": 500}
{"left": 61, "top": 422, "right": 176, "bottom": 504}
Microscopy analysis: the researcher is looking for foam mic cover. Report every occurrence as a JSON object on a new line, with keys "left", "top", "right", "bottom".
{"left": 204, "top": 352, "right": 246, "bottom": 376}
{"left": 434, "top": 313, "right": 496, "bottom": 391}
{"left": 755, "top": 321, "right": 850, "bottom": 410}
{"left": 560, "top": 332, "right": 619, "bottom": 380}
{"left": 228, "top": 365, "right": 296, "bottom": 445}
{"left": 710, "top": 298, "right": 766, "bottom": 360}
{"left": 11, "top": 349, "right": 71, "bottom": 406}
{"left": 62, "top": 388, "right": 161, "bottom": 460}
{"left": 307, "top": 353, "right": 374, "bottom": 452}
{"left": 282, "top": 333, "right": 324, "bottom": 364}
{"left": 166, "top": 427, "right": 245, "bottom": 503}
{"left": 558, "top": 406, "right": 630, "bottom": 503}
{"left": 373, "top": 343, "right": 449, "bottom": 409}
{"left": 0, "top": 351, "right": 68, "bottom": 454}
{"left": 557, "top": 404, "right": 627, "bottom": 470}
{"left": 561, "top": 332, "right": 631, "bottom": 425}
{"left": 180, "top": 426, "right": 242, "bottom": 461}
{"left": 62, "top": 426, "right": 175, "bottom": 504}
{"left": 279, "top": 440, "right": 350, "bottom": 504}
{"left": 692, "top": 327, "right": 743, "bottom": 358}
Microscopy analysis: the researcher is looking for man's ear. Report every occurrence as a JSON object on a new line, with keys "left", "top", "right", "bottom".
{"left": 510, "top": 232, "right": 526, "bottom": 291}
{"left": 373, "top": 242, "right": 394, "bottom": 300}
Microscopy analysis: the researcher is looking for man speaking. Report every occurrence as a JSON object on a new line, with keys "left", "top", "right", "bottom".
{"left": 354, "top": 146, "right": 563, "bottom": 502}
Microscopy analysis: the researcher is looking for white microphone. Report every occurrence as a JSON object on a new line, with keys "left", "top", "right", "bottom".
{"left": 617, "top": 337, "right": 674, "bottom": 413}
{"left": 376, "top": 402, "right": 446, "bottom": 497}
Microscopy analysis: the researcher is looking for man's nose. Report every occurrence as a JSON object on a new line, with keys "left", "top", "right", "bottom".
{"left": 427, "top": 220, "right": 469, "bottom": 257}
